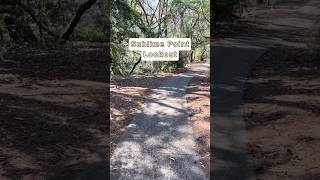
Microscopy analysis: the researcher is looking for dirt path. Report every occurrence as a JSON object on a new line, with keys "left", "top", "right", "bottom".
{"left": 110, "top": 63, "right": 209, "bottom": 180}
{"left": 244, "top": 45, "right": 320, "bottom": 180}
{"left": 211, "top": 0, "right": 320, "bottom": 179}
{"left": 242, "top": 1, "right": 320, "bottom": 179}
{"left": 186, "top": 69, "right": 210, "bottom": 176}
{"left": 110, "top": 74, "right": 173, "bottom": 154}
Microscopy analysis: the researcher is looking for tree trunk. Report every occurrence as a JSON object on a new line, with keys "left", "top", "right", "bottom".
{"left": 60, "top": 0, "right": 97, "bottom": 41}
{"left": 129, "top": 57, "right": 141, "bottom": 75}
{"left": 200, "top": 48, "right": 207, "bottom": 61}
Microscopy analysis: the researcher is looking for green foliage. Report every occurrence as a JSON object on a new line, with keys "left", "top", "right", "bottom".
{"left": 0, "top": 0, "right": 105, "bottom": 46}
{"left": 110, "top": 0, "right": 210, "bottom": 76}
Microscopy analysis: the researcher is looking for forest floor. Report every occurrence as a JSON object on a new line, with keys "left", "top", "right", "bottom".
{"left": 241, "top": 0, "right": 320, "bottom": 179}
{"left": 244, "top": 46, "right": 320, "bottom": 180}
{"left": 0, "top": 47, "right": 108, "bottom": 179}
{"left": 186, "top": 69, "right": 210, "bottom": 175}
{"left": 211, "top": 0, "right": 320, "bottom": 179}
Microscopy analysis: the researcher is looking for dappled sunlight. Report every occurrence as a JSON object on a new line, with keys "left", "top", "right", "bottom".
{"left": 159, "top": 166, "right": 179, "bottom": 179}
{"left": 110, "top": 74, "right": 174, "bottom": 155}
{"left": 185, "top": 69, "right": 210, "bottom": 175}
{"left": 111, "top": 66, "right": 208, "bottom": 179}
{"left": 111, "top": 120, "right": 206, "bottom": 179}
{"left": 141, "top": 99, "right": 184, "bottom": 117}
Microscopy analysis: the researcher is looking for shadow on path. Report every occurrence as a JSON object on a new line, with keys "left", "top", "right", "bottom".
{"left": 111, "top": 64, "right": 209, "bottom": 180}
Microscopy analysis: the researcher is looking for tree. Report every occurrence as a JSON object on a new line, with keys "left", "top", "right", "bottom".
{"left": 60, "top": 0, "right": 97, "bottom": 41}
{"left": 0, "top": 0, "right": 102, "bottom": 45}
{"left": 110, "top": 0, "right": 210, "bottom": 76}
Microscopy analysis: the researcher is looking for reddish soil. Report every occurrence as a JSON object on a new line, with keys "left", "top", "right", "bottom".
{"left": 186, "top": 75, "right": 210, "bottom": 176}
{"left": 244, "top": 46, "right": 320, "bottom": 180}
{"left": 0, "top": 47, "right": 108, "bottom": 179}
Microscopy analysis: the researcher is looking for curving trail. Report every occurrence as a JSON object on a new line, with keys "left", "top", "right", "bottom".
{"left": 111, "top": 63, "right": 209, "bottom": 180}
{"left": 211, "top": 0, "right": 320, "bottom": 179}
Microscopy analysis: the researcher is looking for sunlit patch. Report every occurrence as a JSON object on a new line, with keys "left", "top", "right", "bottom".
{"left": 159, "top": 166, "right": 179, "bottom": 179}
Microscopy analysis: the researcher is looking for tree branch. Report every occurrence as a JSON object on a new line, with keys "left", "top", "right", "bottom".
{"left": 60, "top": 0, "right": 97, "bottom": 41}
{"left": 129, "top": 56, "right": 141, "bottom": 75}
